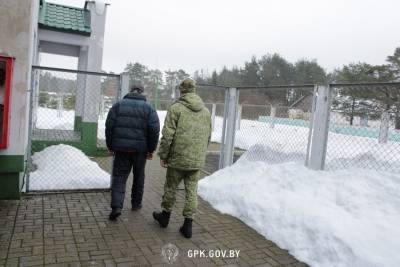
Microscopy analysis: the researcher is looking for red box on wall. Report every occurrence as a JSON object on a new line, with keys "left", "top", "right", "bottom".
{"left": 0, "top": 56, "right": 14, "bottom": 149}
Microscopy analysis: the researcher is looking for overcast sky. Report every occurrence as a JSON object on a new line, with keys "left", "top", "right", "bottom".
{"left": 42, "top": 0, "right": 400, "bottom": 76}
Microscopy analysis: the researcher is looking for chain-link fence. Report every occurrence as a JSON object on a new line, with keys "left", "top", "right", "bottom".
{"left": 26, "top": 69, "right": 400, "bottom": 191}
{"left": 215, "top": 83, "right": 400, "bottom": 175}
{"left": 149, "top": 84, "right": 316, "bottom": 173}
{"left": 233, "top": 86, "right": 315, "bottom": 164}
{"left": 197, "top": 85, "right": 227, "bottom": 173}
{"left": 147, "top": 99, "right": 173, "bottom": 111}
{"left": 326, "top": 83, "right": 400, "bottom": 173}
{"left": 27, "top": 66, "right": 120, "bottom": 192}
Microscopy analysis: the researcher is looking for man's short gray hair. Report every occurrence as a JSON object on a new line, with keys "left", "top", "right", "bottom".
{"left": 130, "top": 85, "right": 144, "bottom": 94}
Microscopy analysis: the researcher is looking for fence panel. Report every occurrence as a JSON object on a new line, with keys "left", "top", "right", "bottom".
{"left": 234, "top": 86, "right": 315, "bottom": 165}
{"left": 197, "top": 85, "right": 227, "bottom": 173}
{"left": 326, "top": 83, "right": 400, "bottom": 173}
{"left": 27, "top": 66, "right": 120, "bottom": 192}
{"left": 27, "top": 73, "right": 400, "bottom": 189}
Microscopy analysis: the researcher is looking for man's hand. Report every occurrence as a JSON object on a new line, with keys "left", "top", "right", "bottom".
{"left": 160, "top": 159, "right": 168, "bottom": 168}
{"left": 147, "top": 152, "right": 153, "bottom": 160}
{"left": 108, "top": 150, "right": 114, "bottom": 156}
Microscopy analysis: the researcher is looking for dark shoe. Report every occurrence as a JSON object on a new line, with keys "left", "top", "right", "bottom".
{"left": 153, "top": 210, "right": 171, "bottom": 228}
{"left": 109, "top": 209, "right": 121, "bottom": 221}
{"left": 179, "top": 218, "right": 193, "bottom": 238}
{"left": 131, "top": 204, "right": 142, "bottom": 211}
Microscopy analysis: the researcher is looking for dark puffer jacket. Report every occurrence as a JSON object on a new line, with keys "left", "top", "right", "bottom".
{"left": 105, "top": 92, "right": 160, "bottom": 153}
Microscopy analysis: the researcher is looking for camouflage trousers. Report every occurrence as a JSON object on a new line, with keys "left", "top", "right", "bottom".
{"left": 161, "top": 167, "right": 200, "bottom": 219}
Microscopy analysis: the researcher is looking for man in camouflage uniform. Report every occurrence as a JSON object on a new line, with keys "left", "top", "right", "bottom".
{"left": 153, "top": 78, "right": 211, "bottom": 238}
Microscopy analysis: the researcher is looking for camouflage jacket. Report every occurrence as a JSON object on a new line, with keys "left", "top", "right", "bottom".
{"left": 158, "top": 93, "right": 211, "bottom": 170}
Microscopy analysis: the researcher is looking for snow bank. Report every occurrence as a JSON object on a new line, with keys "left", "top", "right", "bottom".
{"left": 29, "top": 145, "right": 111, "bottom": 190}
{"left": 198, "top": 147, "right": 400, "bottom": 267}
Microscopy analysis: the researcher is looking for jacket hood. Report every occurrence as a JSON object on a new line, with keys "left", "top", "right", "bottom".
{"left": 124, "top": 92, "right": 146, "bottom": 101}
{"left": 178, "top": 93, "right": 204, "bottom": 112}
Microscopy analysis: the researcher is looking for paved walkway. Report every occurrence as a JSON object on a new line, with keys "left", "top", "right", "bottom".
{"left": 0, "top": 155, "right": 307, "bottom": 267}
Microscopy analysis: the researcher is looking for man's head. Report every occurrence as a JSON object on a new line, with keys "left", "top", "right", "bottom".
{"left": 130, "top": 84, "right": 144, "bottom": 94}
{"left": 178, "top": 78, "right": 196, "bottom": 94}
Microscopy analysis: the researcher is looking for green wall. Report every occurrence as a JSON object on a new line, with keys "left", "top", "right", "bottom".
{"left": 74, "top": 116, "right": 82, "bottom": 131}
{"left": 0, "top": 155, "right": 24, "bottom": 199}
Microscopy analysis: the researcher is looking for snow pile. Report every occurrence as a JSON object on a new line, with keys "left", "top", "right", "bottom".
{"left": 198, "top": 146, "right": 400, "bottom": 267}
{"left": 29, "top": 145, "right": 111, "bottom": 190}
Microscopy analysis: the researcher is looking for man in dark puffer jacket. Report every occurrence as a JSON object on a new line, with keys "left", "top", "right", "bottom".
{"left": 105, "top": 85, "right": 160, "bottom": 220}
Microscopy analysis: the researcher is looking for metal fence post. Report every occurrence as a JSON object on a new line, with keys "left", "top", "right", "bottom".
{"left": 57, "top": 94, "right": 64, "bottom": 118}
{"left": 219, "top": 87, "right": 239, "bottom": 169}
{"left": 219, "top": 90, "right": 229, "bottom": 169}
{"left": 270, "top": 106, "right": 276, "bottom": 129}
{"left": 236, "top": 104, "right": 242, "bottom": 130}
{"left": 26, "top": 68, "right": 38, "bottom": 193}
{"left": 120, "top": 72, "right": 130, "bottom": 100}
{"left": 378, "top": 111, "right": 390, "bottom": 144}
{"left": 99, "top": 97, "right": 105, "bottom": 119}
{"left": 360, "top": 114, "right": 368, "bottom": 127}
{"left": 211, "top": 103, "right": 216, "bottom": 132}
{"left": 307, "top": 85, "right": 332, "bottom": 170}
{"left": 305, "top": 85, "right": 318, "bottom": 167}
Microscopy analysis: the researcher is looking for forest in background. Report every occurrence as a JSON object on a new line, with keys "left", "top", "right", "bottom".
{"left": 40, "top": 47, "right": 400, "bottom": 128}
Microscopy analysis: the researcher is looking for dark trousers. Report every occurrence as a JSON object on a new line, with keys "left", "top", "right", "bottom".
{"left": 111, "top": 151, "right": 147, "bottom": 210}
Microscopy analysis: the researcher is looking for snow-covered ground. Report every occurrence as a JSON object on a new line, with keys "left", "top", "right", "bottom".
{"left": 36, "top": 107, "right": 75, "bottom": 130}
{"left": 198, "top": 146, "right": 400, "bottom": 267}
{"left": 35, "top": 106, "right": 400, "bottom": 173}
{"left": 211, "top": 116, "right": 400, "bottom": 172}
{"left": 35, "top": 107, "right": 168, "bottom": 142}
{"left": 28, "top": 145, "right": 111, "bottom": 190}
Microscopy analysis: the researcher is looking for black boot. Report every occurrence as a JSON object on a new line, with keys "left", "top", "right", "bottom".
{"left": 153, "top": 210, "right": 171, "bottom": 228}
{"left": 179, "top": 218, "right": 193, "bottom": 238}
{"left": 109, "top": 209, "right": 121, "bottom": 221}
